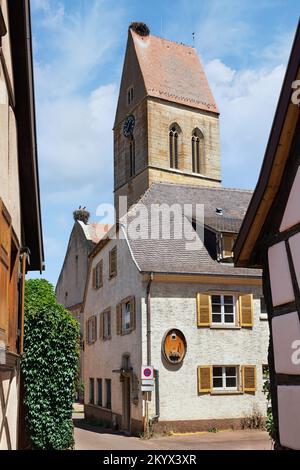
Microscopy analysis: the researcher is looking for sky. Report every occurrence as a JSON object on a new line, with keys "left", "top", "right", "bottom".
{"left": 29, "top": 0, "right": 299, "bottom": 285}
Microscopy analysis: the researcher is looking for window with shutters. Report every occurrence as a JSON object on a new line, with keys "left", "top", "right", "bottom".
{"left": 109, "top": 246, "right": 117, "bottom": 279}
{"left": 93, "top": 260, "right": 103, "bottom": 289}
{"left": 89, "top": 378, "right": 95, "bottom": 404}
{"left": 212, "top": 366, "right": 238, "bottom": 391}
{"left": 100, "top": 308, "right": 111, "bottom": 340}
{"left": 87, "top": 315, "right": 97, "bottom": 344}
{"left": 211, "top": 294, "right": 236, "bottom": 325}
{"left": 197, "top": 292, "right": 253, "bottom": 328}
{"left": 117, "top": 296, "right": 136, "bottom": 335}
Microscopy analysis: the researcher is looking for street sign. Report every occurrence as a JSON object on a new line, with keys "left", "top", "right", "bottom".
{"left": 141, "top": 365, "right": 154, "bottom": 380}
{"left": 141, "top": 383, "right": 155, "bottom": 392}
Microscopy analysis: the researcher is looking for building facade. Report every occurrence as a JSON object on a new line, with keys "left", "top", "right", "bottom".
{"left": 55, "top": 209, "right": 110, "bottom": 396}
{"left": 83, "top": 199, "right": 269, "bottom": 434}
{"left": 235, "top": 22, "right": 300, "bottom": 450}
{"left": 0, "top": 1, "right": 44, "bottom": 449}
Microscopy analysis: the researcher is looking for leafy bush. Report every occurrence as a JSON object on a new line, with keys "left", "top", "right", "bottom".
{"left": 21, "top": 279, "right": 80, "bottom": 450}
{"left": 263, "top": 371, "right": 276, "bottom": 440}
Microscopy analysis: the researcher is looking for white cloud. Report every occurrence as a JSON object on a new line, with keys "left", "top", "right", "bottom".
{"left": 205, "top": 59, "right": 286, "bottom": 188}
{"left": 31, "top": 0, "right": 50, "bottom": 11}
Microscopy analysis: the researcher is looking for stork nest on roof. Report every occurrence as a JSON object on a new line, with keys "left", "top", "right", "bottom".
{"left": 129, "top": 22, "right": 150, "bottom": 37}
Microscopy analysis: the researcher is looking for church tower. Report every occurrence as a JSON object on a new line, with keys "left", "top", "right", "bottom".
{"left": 114, "top": 22, "right": 221, "bottom": 215}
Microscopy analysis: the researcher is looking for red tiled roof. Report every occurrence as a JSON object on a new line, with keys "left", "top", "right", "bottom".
{"left": 130, "top": 29, "right": 218, "bottom": 114}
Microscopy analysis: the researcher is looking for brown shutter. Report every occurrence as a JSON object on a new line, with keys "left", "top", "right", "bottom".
{"left": 86, "top": 320, "right": 90, "bottom": 343}
{"left": 239, "top": 294, "right": 254, "bottom": 327}
{"left": 92, "top": 316, "right": 97, "bottom": 342}
{"left": 196, "top": 293, "right": 211, "bottom": 327}
{"left": 0, "top": 199, "right": 12, "bottom": 345}
{"left": 92, "top": 267, "right": 96, "bottom": 289}
{"left": 99, "top": 312, "right": 104, "bottom": 340}
{"left": 116, "top": 303, "right": 122, "bottom": 335}
{"left": 99, "top": 260, "right": 103, "bottom": 287}
{"left": 197, "top": 366, "right": 212, "bottom": 393}
{"left": 108, "top": 309, "right": 111, "bottom": 338}
{"left": 109, "top": 247, "right": 117, "bottom": 278}
{"left": 242, "top": 365, "right": 256, "bottom": 392}
{"left": 130, "top": 296, "right": 136, "bottom": 331}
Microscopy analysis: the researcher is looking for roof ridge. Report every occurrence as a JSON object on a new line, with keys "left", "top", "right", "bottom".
{"left": 149, "top": 181, "right": 253, "bottom": 193}
{"left": 130, "top": 28, "right": 195, "bottom": 50}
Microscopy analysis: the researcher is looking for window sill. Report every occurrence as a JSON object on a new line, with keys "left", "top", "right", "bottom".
{"left": 210, "top": 325, "right": 241, "bottom": 330}
{"left": 210, "top": 390, "right": 243, "bottom": 396}
{"left": 120, "top": 329, "right": 134, "bottom": 336}
{"left": 88, "top": 404, "right": 112, "bottom": 411}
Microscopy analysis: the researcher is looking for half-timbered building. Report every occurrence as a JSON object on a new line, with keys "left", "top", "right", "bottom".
{"left": 235, "top": 21, "right": 300, "bottom": 450}
{"left": 0, "top": 1, "right": 44, "bottom": 449}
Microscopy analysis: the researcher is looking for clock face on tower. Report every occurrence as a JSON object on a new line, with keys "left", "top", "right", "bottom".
{"left": 123, "top": 115, "right": 135, "bottom": 137}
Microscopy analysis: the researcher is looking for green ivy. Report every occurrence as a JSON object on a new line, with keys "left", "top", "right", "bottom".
{"left": 21, "top": 279, "right": 80, "bottom": 450}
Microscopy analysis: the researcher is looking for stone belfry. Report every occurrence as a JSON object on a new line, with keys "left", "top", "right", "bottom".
{"left": 114, "top": 22, "right": 221, "bottom": 215}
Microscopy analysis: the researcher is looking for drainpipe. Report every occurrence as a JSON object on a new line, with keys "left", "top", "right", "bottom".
{"left": 146, "top": 272, "right": 153, "bottom": 366}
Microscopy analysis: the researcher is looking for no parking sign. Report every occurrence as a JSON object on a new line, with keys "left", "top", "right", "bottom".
{"left": 141, "top": 365, "right": 154, "bottom": 380}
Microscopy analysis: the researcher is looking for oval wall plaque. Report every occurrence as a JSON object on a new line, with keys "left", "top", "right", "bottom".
{"left": 162, "top": 329, "right": 187, "bottom": 364}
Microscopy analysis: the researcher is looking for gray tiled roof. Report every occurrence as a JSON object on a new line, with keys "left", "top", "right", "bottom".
{"left": 122, "top": 182, "right": 261, "bottom": 277}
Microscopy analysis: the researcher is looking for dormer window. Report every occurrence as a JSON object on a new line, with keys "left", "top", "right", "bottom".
{"left": 221, "top": 233, "right": 237, "bottom": 259}
{"left": 127, "top": 86, "right": 134, "bottom": 105}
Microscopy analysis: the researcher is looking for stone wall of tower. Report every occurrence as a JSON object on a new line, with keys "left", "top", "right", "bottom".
{"left": 147, "top": 98, "right": 221, "bottom": 183}
{"left": 114, "top": 99, "right": 148, "bottom": 193}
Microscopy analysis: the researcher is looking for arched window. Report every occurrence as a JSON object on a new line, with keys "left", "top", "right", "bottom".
{"left": 169, "top": 123, "right": 181, "bottom": 169}
{"left": 129, "top": 137, "right": 135, "bottom": 177}
{"left": 192, "top": 128, "right": 204, "bottom": 174}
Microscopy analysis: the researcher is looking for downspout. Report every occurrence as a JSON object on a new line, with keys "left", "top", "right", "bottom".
{"left": 146, "top": 273, "right": 160, "bottom": 423}
{"left": 146, "top": 272, "right": 153, "bottom": 366}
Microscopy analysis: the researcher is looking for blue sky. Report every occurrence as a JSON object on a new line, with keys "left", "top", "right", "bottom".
{"left": 30, "top": 0, "right": 299, "bottom": 285}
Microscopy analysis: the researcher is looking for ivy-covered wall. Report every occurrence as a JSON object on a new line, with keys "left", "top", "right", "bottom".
{"left": 21, "top": 279, "right": 80, "bottom": 450}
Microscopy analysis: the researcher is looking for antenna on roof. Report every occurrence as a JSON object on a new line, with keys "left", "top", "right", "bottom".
{"left": 192, "top": 32, "right": 195, "bottom": 47}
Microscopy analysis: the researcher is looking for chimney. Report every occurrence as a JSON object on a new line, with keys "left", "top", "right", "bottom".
{"left": 73, "top": 206, "right": 90, "bottom": 225}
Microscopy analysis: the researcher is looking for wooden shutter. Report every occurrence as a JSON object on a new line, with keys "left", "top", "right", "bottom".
{"left": 92, "top": 316, "right": 97, "bottom": 342}
{"left": 196, "top": 293, "right": 211, "bottom": 327}
{"left": 197, "top": 366, "right": 212, "bottom": 393}
{"left": 242, "top": 365, "right": 256, "bottom": 392}
{"left": 239, "top": 294, "right": 254, "bottom": 327}
{"left": 109, "top": 247, "right": 117, "bottom": 278}
{"left": 130, "top": 296, "right": 136, "bottom": 331}
{"left": 99, "top": 312, "right": 104, "bottom": 340}
{"left": 116, "top": 303, "right": 122, "bottom": 335}
{"left": 0, "top": 199, "right": 12, "bottom": 345}
{"left": 86, "top": 320, "right": 90, "bottom": 343}
{"left": 99, "top": 260, "right": 103, "bottom": 288}
{"left": 92, "top": 267, "right": 96, "bottom": 289}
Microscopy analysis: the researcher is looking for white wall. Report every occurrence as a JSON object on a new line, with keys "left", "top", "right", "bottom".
{"left": 146, "top": 282, "right": 269, "bottom": 421}
{"left": 83, "top": 235, "right": 144, "bottom": 421}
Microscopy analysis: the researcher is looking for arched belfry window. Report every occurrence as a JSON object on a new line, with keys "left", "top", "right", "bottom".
{"left": 192, "top": 128, "right": 204, "bottom": 174}
{"left": 169, "top": 123, "right": 181, "bottom": 169}
{"left": 129, "top": 137, "right": 135, "bottom": 177}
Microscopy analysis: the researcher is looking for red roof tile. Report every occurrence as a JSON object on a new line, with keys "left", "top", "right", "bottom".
{"left": 130, "top": 29, "right": 219, "bottom": 114}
